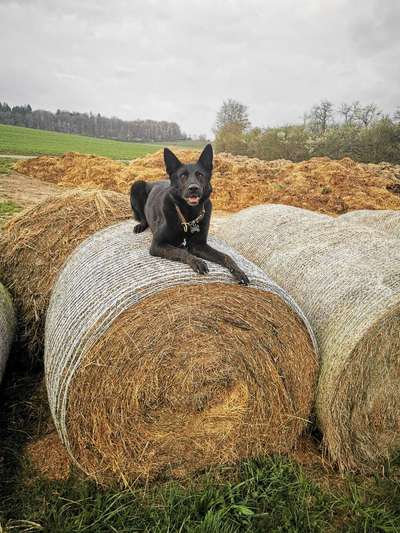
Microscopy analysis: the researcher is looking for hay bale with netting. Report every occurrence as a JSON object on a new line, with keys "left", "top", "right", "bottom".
{"left": 45, "top": 220, "right": 318, "bottom": 484}
{"left": 0, "top": 283, "right": 15, "bottom": 382}
{"left": 212, "top": 204, "right": 400, "bottom": 472}
{"left": 339, "top": 210, "right": 400, "bottom": 239}
{"left": 0, "top": 190, "right": 132, "bottom": 359}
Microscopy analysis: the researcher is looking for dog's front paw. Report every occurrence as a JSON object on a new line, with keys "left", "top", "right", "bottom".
{"left": 190, "top": 257, "right": 209, "bottom": 275}
{"left": 133, "top": 222, "right": 147, "bottom": 234}
{"left": 231, "top": 268, "right": 249, "bottom": 286}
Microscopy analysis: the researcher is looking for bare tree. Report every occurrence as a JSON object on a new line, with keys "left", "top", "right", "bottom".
{"left": 214, "top": 99, "right": 250, "bottom": 133}
{"left": 355, "top": 103, "right": 382, "bottom": 127}
{"left": 338, "top": 102, "right": 356, "bottom": 125}
{"left": 309, "top": 100, "right": 334, "bottom": 133}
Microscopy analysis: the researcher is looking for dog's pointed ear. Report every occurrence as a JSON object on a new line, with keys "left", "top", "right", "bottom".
{"left": 197, "top": 143, "right": 213, "bottom": 173}
{"left": 164, "top": 148, "right": 182, "bottom": 176}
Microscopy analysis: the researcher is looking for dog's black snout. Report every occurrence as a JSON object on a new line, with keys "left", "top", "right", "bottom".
{"left": 188, "top": 184, "right": 200, "bottom": 195}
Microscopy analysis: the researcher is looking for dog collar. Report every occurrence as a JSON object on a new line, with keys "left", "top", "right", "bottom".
{"left": 174, "top": 203, "right": 205, "bottom": 234}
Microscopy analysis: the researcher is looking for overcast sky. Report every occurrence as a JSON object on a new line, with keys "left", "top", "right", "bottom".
{"left": 1, "top": 0, "right": 399, "bottom": 137}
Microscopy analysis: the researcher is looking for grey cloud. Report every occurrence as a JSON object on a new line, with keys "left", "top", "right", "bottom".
{"left": 0, "top": 0, "right": 399, "bottom": 136}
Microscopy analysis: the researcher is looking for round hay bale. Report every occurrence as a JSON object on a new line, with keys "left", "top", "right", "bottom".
{"left": 0, "top": 189, "right": 132, "bottom": 359}
{"left": 45, "top": 220, "right": 318, "bottom": 484}
{"left": 212, "top": 203, "right": 400, "bottom": 471}
{"left": 339, "top": 209, "right": 400, "bottom": 239}
{"left": 0, "top": 283, "right": 15, "bottom": 382}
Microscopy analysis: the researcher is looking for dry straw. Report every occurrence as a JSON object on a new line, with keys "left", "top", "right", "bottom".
{"left": 0, "top": 283, "right": 15, "bottom": 382}
{"left": 212, "top": 204, "right": 400, "bottom": 471}
{"left": 0, "top": 189, "right": 132, "bottom": 358}
{"left": 339, "top": 209, "right": 400, "bottom": 239}
{"left": 45, "top": 221, "right": 318, "bottom": 484}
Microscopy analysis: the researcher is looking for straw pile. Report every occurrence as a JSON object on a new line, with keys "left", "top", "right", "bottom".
{"left": 0, "top": 189, "right": 132, "bottom": 358}
{"left": 14, "top": 152, "right": 124, "bottom": 189}
{"left": 339, "top": 210, "right": 400, "bottom": 239}
{"left": 0, "top": 283, "right": 15, "bottom": 382}
{"left": 45, "top": 221, "right": 318, "bottom": 484}
{"left": 15, "top": 152, "right": 400, "bottom": 214}
{"left": 212, "top": 204, "right": 400, "bottom": 471}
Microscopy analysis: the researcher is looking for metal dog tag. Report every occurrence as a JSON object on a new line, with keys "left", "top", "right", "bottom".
{"left": 189, "top": 223, "right": 200, "bottom": 233}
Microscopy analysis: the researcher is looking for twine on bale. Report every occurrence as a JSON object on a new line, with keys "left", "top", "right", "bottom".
{"left": 212, "top": 204, "right": 400, "bottom": 472}
{"left": 339, "top": 210, "right": 400, "bottom": 239}
{"left": 0, "top": 283, "right": 15, "bottom": 382}
{"left": 45, "top": 220, "right": 318, "bottom": 484}
{"left": 0, "top": 189, "right": 132, "bottom": 359}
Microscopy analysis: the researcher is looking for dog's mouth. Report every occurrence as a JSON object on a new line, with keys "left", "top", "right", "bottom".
{"left": 185, "top": 195, "right": 200, "bottom": 206}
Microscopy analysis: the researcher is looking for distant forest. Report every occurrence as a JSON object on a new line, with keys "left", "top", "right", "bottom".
{"left": 0, "top": 103, "right": 187, "bottom": 142}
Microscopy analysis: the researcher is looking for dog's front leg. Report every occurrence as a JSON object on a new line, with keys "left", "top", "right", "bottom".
{"left": 190, "top": 243, "right": 249, "bottom": 285}
{"left": 150, "top": 241, "right": 209, "bottom": 275}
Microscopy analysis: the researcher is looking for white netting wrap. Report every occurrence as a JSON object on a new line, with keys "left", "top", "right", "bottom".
{"left": 339, "top": 209, "right": 400, "bottom": 239}
{"left": 0, "top": 283, "right": 15, "bottom": 382}
{"left": 212, "top": 203, "right": 400, "bottom": 471}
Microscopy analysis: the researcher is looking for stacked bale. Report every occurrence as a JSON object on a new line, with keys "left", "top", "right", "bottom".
{"left": 0, "top": 189, "right": 132, "bottom": 358}
{"left": 339, "top": 209, "right": 400, "bottom": 239}
{"left": 45, "top": 221, "right": 318, "bottom": 484}
{"left": 0, "top": 283, "right": 15, "bottom": 382}
{"left": 212, "top": 204, "right": 400, "bottom": 471}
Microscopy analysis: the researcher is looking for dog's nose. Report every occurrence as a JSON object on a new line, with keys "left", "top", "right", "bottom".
{"left": 188, "top": 184, "right": 200, "bottom": 194}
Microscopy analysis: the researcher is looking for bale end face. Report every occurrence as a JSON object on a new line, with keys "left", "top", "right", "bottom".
{"left": 319, "top": 303, "right": 400, "bottom": 471}
{"left": 63, "top": 283, "right": 317, "bottom": 484}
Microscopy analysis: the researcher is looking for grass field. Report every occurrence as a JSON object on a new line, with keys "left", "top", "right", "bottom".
{"left": 0, "top": 124, "right": 165, "bottom": 160}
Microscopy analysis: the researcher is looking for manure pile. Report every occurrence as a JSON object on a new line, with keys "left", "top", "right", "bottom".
{"left": 45, "top": 221, "right": 318, "bottom": 483}
{"left": 212, "top": 204, "right": 400, "bottom": 471}
{"left": 0, "top": 283, "right": 15, "bottom": 381}
{"left": 15, "top": 151, "right": 400, "bottom": 214}
{"left": 0, "top": 189, "right": 132, "bottom": 358}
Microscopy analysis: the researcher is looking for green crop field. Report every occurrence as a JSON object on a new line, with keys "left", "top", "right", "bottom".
{"left": 0, "top": 124, "right": 165, "bottom": 160}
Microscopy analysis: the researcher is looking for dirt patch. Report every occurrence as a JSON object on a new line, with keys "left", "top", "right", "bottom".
{"left": 0, "top": 172, "right": 61, "bottom": 208}
{"left": 15, "top": 151, "right": 400, "bottom": 215}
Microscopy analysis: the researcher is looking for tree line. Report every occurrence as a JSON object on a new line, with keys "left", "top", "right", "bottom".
{"left": 214, "top": 99, "right": 400, "bottom": 164}
{"left": 0, "top": 103, "right": 187, "bottom": 142}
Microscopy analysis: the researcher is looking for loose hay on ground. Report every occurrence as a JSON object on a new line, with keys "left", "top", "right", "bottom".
{"left": 212, "top": 204, "right": 400, "bottom": 472}
{"left": 45, "top": 221, "right": 318, "bottom": 484}
{"left": 0, "top": 283, "right": 15, "bottom": 381}
{"left": 0, "top": 189, "right": 132, "bottom": 358}
{"left": 15, "top": 151, "right": 400, "bottom": 214}
{"left": 25, "top": 431, "right": 72, "bottom": 481}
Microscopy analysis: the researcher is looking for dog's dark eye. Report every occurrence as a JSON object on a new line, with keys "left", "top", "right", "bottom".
{"left": 180, "top": 173, "right": 188, "bottom": 180}
{"left": 196, "top": 171, "right": 203, "bottom": 178}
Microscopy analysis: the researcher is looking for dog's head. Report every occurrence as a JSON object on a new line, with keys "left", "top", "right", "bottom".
{"left": 164, "top": 144, "right": 213, "bottom": 207}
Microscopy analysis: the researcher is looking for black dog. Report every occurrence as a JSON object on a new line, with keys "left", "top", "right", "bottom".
{"left": 130, "top": 144, "right": 249, "bottom": 284}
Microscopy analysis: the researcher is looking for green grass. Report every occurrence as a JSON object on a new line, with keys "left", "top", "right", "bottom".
{"left": 1, "top": 363, "right": 400, "bottom": 532}
{"left": 0, "top": 160, "right": 23, "bottom": 225}
{"left": 0, "top": 124, "right": 165, "bottom": 160}
{"left": 0, "top": 157, "right": 18, "bottom": 175}
{"left": 0, "top": 200, "right": 22, "bottom": 226}
{"left": 172, "top": 139, "right": 211, "bottom": 149}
